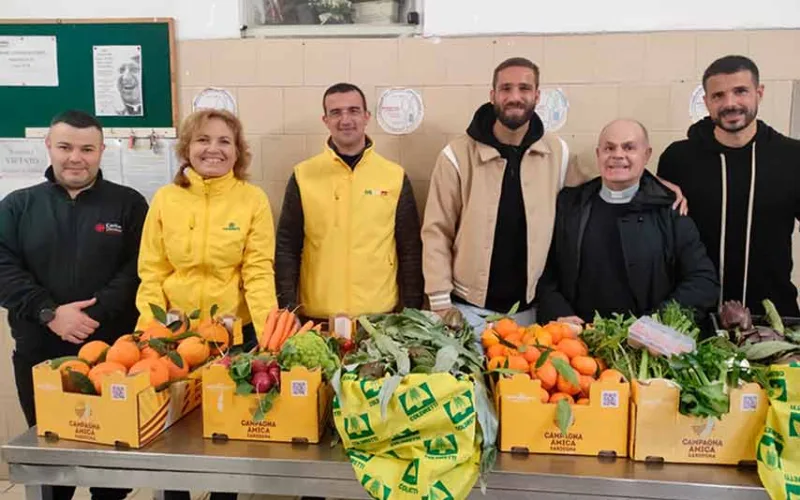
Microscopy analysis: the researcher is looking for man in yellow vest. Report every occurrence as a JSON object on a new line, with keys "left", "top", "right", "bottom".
{"left": 275, "top": 83, "right": 423, "bottom": 322}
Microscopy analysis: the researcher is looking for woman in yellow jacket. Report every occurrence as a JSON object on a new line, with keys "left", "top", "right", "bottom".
{"left": 135, "top": 108, "right": 276, "bottom": 351}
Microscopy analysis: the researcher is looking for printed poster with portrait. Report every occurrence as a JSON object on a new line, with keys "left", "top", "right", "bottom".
{"left": 93, "top": 45, "right": 143, "bottom": 117}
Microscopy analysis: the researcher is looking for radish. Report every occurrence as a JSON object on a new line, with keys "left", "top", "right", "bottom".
{"left": 252, "top": 371, "right": 272, "bottom": 393}
{"left": 251, "top": 358, "right": 269, "bottom": 374}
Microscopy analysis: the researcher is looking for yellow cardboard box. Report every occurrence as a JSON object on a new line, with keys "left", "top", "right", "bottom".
{"left": 33, "top": 361, "right": 202, "bottom": 448}
{"left": 202, "top": 364, "right": 331, "bottom": 443}
{"left": 496, "top": 374, "right": 629, "bottom": 457}
{"left": 630, "top": 379, "right": 768, "bottom": 464}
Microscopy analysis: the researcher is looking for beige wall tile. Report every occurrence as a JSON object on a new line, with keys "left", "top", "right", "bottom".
{"left": 238, "top": 87, "right": 284, "bottom": 135}
{"left": 493, "top": 37, "right": 545, "bottom": 68}
{"left": 562, "top": 133, "right": 600, "bottom": 180}
{"left": 304, "top": 39, "right": 350, "bottom": 86}
{"left": 617, "top": 84, "right": 672, "bottom": 131}
{"left": 4, "top": 396, "right": 26, "bottom": 440}
{"left": 592, "top": 34, "right": 646, "bottom": 83}
{"left": 423, "top": 87, "right": 485, "bottom": 135}
{"left": 748, "top": 31, "right": 800, "bottom": 80}
{"left": 350, "top": 39, "right": 399, "bottom": 86}
{"left": 650, "top": 131, "right": 685, "bottom": 171}
{"left": 264, "top": 181, "right": 288, "bottom": 228}
{"left": 442, "top": 38, "right": 495, "bottom": 86}
{"left": 560, "top": 85, "right": 620, "bottom": 134}
{"left": 245, "top": 134, "right": 263, "bottom": 181}
{"left": 261, "top": 135, "right": 307, "bottom": 182}
{"left": 256, "top": 40, "right": 304, "bottom": 86}
{"left": 398, "top": 38, "right": 447, "bottom": 86}
{"left": 209, "top": 39, "right": 258, "bottom": 87}
{"left": 399, "top": 132, "right": 448, "bottom": 181}
{"left": 177, "top": 41, "right": 212, "bottom": 87}
{"left": 372, "top": 134, "right": 401, "bottom": 164}
{"left": 759, "top": 80, "right": 793, "bottom": 134}
{"left": 543, "top": 35, "right": 596, "bottom": 84}
{"left": 305, "top": 134, "right": 329, "bottom": 158}
{"left": 696, "top": 32, "right": 750, "bottom": 79}
{"left": 284, "top": 87, "right": 327, "bottom": 134}
{"left": 644, "top": 33, "right": 697, "bottom": 82}
{"left": 669, "top": 81, "right": 703, "bottom": 131}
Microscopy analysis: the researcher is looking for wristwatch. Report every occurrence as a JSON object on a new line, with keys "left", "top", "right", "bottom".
{"left": 38, "top": 307, "right": 56, "bottom": 325}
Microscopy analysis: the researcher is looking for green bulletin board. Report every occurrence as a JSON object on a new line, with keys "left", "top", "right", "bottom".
{"left": 0, "top": 18, "right": 177, "bottom": 138}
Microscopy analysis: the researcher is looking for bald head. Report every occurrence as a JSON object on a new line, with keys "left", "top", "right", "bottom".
{"left": 596, "top": 119, "right": 653, "bottom": 190}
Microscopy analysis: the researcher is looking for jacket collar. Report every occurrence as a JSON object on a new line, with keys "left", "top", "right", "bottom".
{"left": 475, "top": 137, "right": 552, "bottom": 164}
{"left": 576, "top": 170, "right": 674, "bottom": 210}
{"left": 183, "top": 167, "right": 238, "bottom": 196}
{"left": 324, "top": 136, "right": 375, "bottom": 169}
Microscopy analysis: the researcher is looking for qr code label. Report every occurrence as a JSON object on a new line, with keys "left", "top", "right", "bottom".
{"left": 741, "top": 394, "right": 758, "bottom": 412}
{"left": 291, "top": 380, "right": 308, "bottom": 397}
{"left": 110, "top": 384, "right": 127, "bottom": 401}
{"left": 601, "top": 390, "right": 619, "bottom": 408}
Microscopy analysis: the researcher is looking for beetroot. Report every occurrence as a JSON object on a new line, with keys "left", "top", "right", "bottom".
{"left": 267, "top": 370, "right": 281, "bottom": 390}
{"left": 252, "top": 371, "right": 273, "bottom": 393}
{"left": 217, "top": 356, "right": 232, "bottom": 368}
{"left": 251, "top": 358, "right": 269, "bottom": 374}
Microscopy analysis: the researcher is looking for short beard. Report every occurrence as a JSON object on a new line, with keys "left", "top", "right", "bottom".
{"left": 712, "top": 105, "right": 758, "bottom": 133}
{"left": 494, "top": 102, "right": 535, "bottom": 130}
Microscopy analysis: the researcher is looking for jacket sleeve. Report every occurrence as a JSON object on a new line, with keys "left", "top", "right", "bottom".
{"left": 274, "top": 174, "right": 304, "bottom": 311}
{"left": 84, "top": 192, "right": 148, "bottom": 324}
{"left": 0, "top": 192, "right": 57, "bottom": 321}
{"left": 242, "top": 192, "right": 278, "bottom": 337}
{"left": 134, "top": 190, "right": 173, "bottom": 330}
{"left": 535, "top": 203, "right": 577, "bottom": 322}
{"left": 421, "top": 150, "right": 462, "bottom": 310}
{"left": 395, "top": 175, "right": 423, "bottom": 309}
{"left": 663, "top": 213, "right": 720, "bottom": 313}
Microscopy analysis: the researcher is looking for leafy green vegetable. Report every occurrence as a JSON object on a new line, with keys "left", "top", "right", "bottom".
{"left": 763, "top": 299, "right": 786, "bottom": 335}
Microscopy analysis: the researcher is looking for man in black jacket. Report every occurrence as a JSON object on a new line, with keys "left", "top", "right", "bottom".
{"left": 0, "top": 110, "right": 146, "bottom": 500}
{"left": 658, "top": 55, "right": 800, "bottom": 317}
{"left": 537, "top": 119, "right": 719, "bottom": 324}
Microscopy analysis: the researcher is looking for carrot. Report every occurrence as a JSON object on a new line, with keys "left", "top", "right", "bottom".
{"left": 259, "top": 307, "right": 279, "bottom": 350}
{"left": 292, "top": 320, "right": 314, "bottom": 339}
{"left": 268, "top": 309, "right": 291, "bottom": 351}
{"left": 276, "top": 312, "right": 297, "bottom": 349}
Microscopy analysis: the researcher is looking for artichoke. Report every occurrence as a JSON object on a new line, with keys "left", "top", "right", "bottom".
{"left": 719, "top": 300, "right": 753, "bottom": 330}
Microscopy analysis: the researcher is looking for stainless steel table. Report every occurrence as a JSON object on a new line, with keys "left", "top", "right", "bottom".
{"left": 2, "top": 410, "right": 769, "bottom": 500}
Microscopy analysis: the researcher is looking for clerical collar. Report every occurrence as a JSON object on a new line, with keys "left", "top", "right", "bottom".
{"left": 599, "top": 182, "right": 639, "bottom": 204}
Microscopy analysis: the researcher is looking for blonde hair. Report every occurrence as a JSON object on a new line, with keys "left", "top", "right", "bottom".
{"left": 173, "top": 109, "right": 251, "bottom": 187}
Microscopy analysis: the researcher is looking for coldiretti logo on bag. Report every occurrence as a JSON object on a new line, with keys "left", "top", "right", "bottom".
{"left": 786, "top": 475, "right": 800, "bottom": 499}
{"left": 391, "top": 427, "right": 421, "bottom": 447}
{"left": 344, "top": 413, "right": 377, "bottom": 444}
{"left": 399, "top": 382, "right": 438, "bottom": 421}
{"left": 424, "top": 434, "right": 459, "bottom": 460}
{"left": 347, "top": 450, "right": 374, "bottom": 470}
{"left": 444, "top": 390, "right": 475, "bottom": 430}
{"left": 770, "top": 372, "right": 788, "bottom": 402}
{"left": 790, "top": 408, "right": 800, "bottom": 437}
{"left": 426, "top": 480, "right": 456, "bottom": 500}
{"left": 361, "top": 474, "right": 392, "bottom": 500}
{"left": 332, "top": 395, "right": 341, "bottom": 417}
{"left": 758, "top": 428, "right": 785, "bottom": 471}
{"left": 360, "top": 379, "right": 382, "bottom": 405}
{"left": 399, "top": 459, "right": 420, "bottom": 494}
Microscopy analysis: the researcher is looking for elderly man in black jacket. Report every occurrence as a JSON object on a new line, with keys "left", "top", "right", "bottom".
{"left": 537, "top": 119, "right": 719, "bottom": 324}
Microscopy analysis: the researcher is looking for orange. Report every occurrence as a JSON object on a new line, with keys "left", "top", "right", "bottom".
{"left": 140, "top": 320, "right": 171, "bottom": 341}
{"left": 129, "top": 358, "right": 170, "bottom": 388}
{"left": 578, "top": 375, "right": 594, "bottom": 396}
{"left": 535, "top": 331, "right": 553, "bottom": 347}
{"left": 599, "top": 368, "right": 626, "bottom": 383}
{"left": 504, "top": 332, "right": 523, "bottom": 347}
{"left": 506, "top": 355, "right": 529, "bottom": 372}
{"left": 549, "top": 392, "right": 574, "bottom": 404}
{"left": 140, "top": 346, "right": 161, "bottom": 361}
{"left": 521, "top": 346, "right": 541, "bottom": 364}
{"left": 494, "top": 318, "right": 518, "bottom": 339}
{"left": 544, "top": 322, "right": 566, "bottom": 344}
{"left": 547, "top": 350, "right": 570, "bottom": 364}
{"left": 198, "top": 320, "right": 230, "bottom": 354}
{"left": 177, "top": 337, "right": 211, "bottom": 368}
{"left": 115, "top": 334, "right": 137, "bottom": 344}
{"left": 536, "top": 387, "right": 549, "bottom": 404}
{"left": 487, "top": 356, "right": 507, "bottom": 371}
{"left": 87, "top": 361, "right": 127, "bottom": 395}
{"left": 556, "top": 338, "right": 589, "bottom": 359}
{"left": 571, "top": 356, "right": 599, "bottom": 376}
{"left": 556, "top": 368, "right": 582, "bottom": 396}
{"left": 58, "top": 360, "right": 91, "bottom": 393}
{"left": 78, "top": 340, "right": 110, "bottom": 366}
{"left": 480, "top": 329, "right": 500, "bottom": 348}
{"left": 105, "top": 340, "right": 141, "bottom": 369}
{"left": 159, "top": 354, "right": 190, "bottom": 380}
{"left": 486, "top": 344, "right": 507, "bottom": 359}
{"left": 536, "top": 362, "right": 558, "bottom": 391}
{"left": 576, "top": 398, "right": 590, "bottom": 405}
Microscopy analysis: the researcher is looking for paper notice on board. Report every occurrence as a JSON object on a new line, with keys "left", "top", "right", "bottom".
{"left": 0, "top": 36, "right": 59, "bottom": 87}
{"left": 121, "top": 141, "right": 175, "bottom": 201}
{"left": 0, "top": 139, "right": 49, "bottom": 177}
{"left": 100, "top": 139, "right": 123, "bottom": 184}
{"left": 93, "top": 45, "right": 143, "bottom": 117}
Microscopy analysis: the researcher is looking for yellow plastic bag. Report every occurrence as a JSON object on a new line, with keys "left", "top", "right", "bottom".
{"left": 333, "top": 372, "right": 481, "bottom": 500}
{"left": 757, "top": 363, "right": 800, "bottom": 499}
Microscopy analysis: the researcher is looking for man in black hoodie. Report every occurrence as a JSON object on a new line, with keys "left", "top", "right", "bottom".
{"left": 658, "top": 55, "right": 800, "bottom": 316}
{"left": 537, "top": 119, "right": 719, "bottom": 323}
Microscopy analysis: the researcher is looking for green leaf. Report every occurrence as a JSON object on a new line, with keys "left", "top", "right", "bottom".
{"left": 786, "top": 329, "right": 800, "bottom": 343}
{"left": 740, "top": 341, "right": 800, "bottom": 361}
{"left": 167, "top": 351, "right": 184, "bottom": 369}
{"left": 236, "top": 381, "right": 254, "bottom": 395}
{"left": 51, "top": 356, "right": 85, "bottom": 370}
{"left": 378, "top": 375, "right": 402, "bottom": 420}
{"left": 68, "top": 371, "right": 98, "bottom": 395}
{"left": 169, "top": 331, "right": 201, "bottom": 342}
{"left": 97, "top": 347, "right": 108, "bottom": 364}
{"left": 552, "top": 358, "right": 579, "bottom": 387}
{"left": 166, "top": 319, "right": 184, "bottom": 333}
{"left": 556, "top": 398, "right": 572, "bottom": 436}
{"left": 253, "top": 390, "right": 279, "bottom": 422}
{"left": 148, "top": 339, "right": 169, "bottom": 355}
{"left": 210, "top": 304, "right": 219, "bottom": 318}
{"left": 506, "top": 301, "right": 520, "bottom": 316}
{"left": 149, "top": 303, "right": 167, "bottom": 325}
{"left": 189, "top": 309, "right": 201, "bottom": 320}
{"left": 433, "top": 345, "right": 459, "bottom": 373}
{"left": 231, "top": 356, "right": 252, "bottom": 381}
{"left": 535, "top": 348, "right": 552, "bottom": 369}
{"left": 763, "top": 299, "right": 785, "bottom": 335}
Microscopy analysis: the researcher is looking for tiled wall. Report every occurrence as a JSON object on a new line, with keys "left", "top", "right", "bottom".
{"left": 1, "top": 28, "right": 799, "bottom": 478}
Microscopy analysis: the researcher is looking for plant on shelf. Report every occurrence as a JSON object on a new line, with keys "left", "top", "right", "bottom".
{"left": 308, "top": 0, "right": 354, "bottom": 24}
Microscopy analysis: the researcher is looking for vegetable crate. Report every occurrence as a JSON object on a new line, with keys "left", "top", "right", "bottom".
{"left": 495, "top": 374, "right": 630, "bottom": 457}
{"left": 629, "top": 379, "right": 768, "bottom": 464}
{"left": 33, "top": 360, "right": 202, "bottom": 448}
{"left": 201, "top": 364, "right": 332, "bottom": 443}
